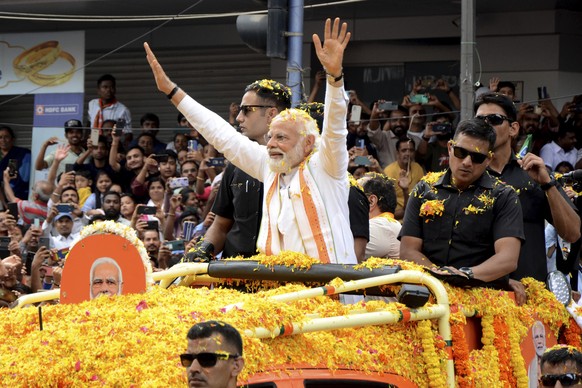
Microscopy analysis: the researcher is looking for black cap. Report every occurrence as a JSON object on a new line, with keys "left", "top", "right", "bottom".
{"left": 64, "top": 119, "right": 83, "bottom": 131}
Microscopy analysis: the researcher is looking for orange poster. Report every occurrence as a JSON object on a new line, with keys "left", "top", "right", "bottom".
{"left": 60, "top": 233, "right": 147, "bottom": 304}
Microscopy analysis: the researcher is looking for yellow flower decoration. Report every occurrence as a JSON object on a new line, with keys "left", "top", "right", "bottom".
{"left": 477, "top": 193, "right": 496, "bottom": 208}
{"left": 419, "top": 199, "right": 445, "bottom": 221}
{"left": 0, "top": 255, "right": 577, "bottom": 387}
{"left": 417, "top": 320, "right": 447, "bottom": 387}
{"left": 544, "top": 344, "right": 580, "bottom": 354}
{"left": 250, "top": 79, "right": 292, "bottom": 100}
{"left": 421, "top": 171, "right": 446, "bottom": 185}
{"left": 462, "top": 204, "right": 485, "bottom": 215}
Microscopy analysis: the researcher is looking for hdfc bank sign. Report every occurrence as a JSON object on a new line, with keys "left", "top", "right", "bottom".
{"left": 35, "top": 103, "right": 80, "bottom": 115}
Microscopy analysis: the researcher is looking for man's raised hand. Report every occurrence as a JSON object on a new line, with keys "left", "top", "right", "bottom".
{"left": 312, "top": 18, "right": 351, "bottom": 78}
{"left": 144, "top": 42, "right": 175, "bottom": 96}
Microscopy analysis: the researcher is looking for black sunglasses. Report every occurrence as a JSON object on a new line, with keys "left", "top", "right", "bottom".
{"left": 475, "top": 113, "right": 511, "bottom": 126}
{"left": 238, "top": 105, "right": 275, "bottom": 115}
{"left": 540, "top": 373, "right": 582, "bottom": 387}
{"left": 451, "top": 145, "right": 489, "bottom": 164}
{"left": 180, "top": 352, "right": 239, "bottom": 368}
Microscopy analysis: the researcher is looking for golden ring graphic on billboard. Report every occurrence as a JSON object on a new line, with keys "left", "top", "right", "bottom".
{"left": 11, "top": 40, "right": 76, "bottom": 86}
{"left": 12, "top": 41, "right": 61, "bottom": 76}
{"left": 26, "top": 51, "right": 76, "bottom": 86}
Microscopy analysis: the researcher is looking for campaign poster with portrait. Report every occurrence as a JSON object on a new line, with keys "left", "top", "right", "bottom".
{"left": 60, "top": 234, "right": 147, "bottom": 304}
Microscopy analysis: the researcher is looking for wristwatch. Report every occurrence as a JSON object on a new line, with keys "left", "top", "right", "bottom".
{"left": 326, "top": 72, "right": 343, "bottom": 83}
{"left": 459, "top": 267, "right": 474, "bottom": 279}
{"left": 540, "top": 179, "right": 558, "bottom": 191}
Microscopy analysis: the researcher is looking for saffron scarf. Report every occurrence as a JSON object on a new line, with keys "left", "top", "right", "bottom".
{"left": 92, "top": 98, "right": 117, "bottom": 129}
{"left": 259, "top": 163, "right": 336, "bottom": 263}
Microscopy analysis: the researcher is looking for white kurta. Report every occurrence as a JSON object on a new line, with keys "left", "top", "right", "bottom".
{"left": 177, "top": 84, "right": 356, "bottom": 264}
{"left": 366, "top": 215, "right": 401, "bottom": 259}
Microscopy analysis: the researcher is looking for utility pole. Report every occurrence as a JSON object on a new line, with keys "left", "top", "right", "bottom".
{"left": 460, "top": 0, "right": 476, "bottom": 120}
{"left": 286, "top": 0, "right": 303, "bottom": 106}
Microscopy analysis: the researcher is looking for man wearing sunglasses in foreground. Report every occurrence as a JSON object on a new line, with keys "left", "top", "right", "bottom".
{"left": 475, "top": 93, "right": 580, "bottom": 302}
{"left": 181, "top": 320, "right": 244, "bottom": 388}
{"left": 400, "top": 117, "right": 524, "bottom": 289}
{"left": 539, "top": 345, "right": 582, "bottom": 387}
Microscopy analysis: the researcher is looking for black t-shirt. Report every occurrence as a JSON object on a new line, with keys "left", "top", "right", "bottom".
{"left": 401, "top": 170, "right": 524, "bottom": 286}
{"left": 211, "top": 163, "right": 263, "bottom": 258}
{"left": 349, "top": 184, "right": 370, "bottom": 241}
{"left": 488, "top": 155, "right": 576, "bottom": 281}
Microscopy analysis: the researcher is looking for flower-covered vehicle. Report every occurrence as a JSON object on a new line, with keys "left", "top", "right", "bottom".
{"left": 1, "top": 221, "right": 580, "bottom": 387}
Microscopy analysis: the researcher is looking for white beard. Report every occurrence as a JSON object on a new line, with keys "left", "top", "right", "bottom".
{"left": 268, "top": 142, "right": 305, "bottom": 174}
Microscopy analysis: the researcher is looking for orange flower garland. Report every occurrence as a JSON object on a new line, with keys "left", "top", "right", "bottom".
{"left": 450, "top": 311, "right": 474, "bottom": 388}
{"left": 493, "top": 315, "right": 515, "bottom": 386}
{"left": 560, "top": 317, "right": 582, "bottom": 348}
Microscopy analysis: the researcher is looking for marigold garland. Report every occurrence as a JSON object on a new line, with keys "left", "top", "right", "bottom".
{"left": 417, "top": 320, "right": 447, "bottom": 387}
{"left": 450, "top": 312, "right": 474, "bottom": 388}
{"left": 0, "top": 256, "right": 579, "bottom": 387}
{"left": 475, "top": 313, "right": 501, "bottom": 385}
{"left": 559, "top": 317, "right": 582, "bottom": 348}
{"left": 493, "top": 315, "right": 515, "bottom": 386}
{"left": 522, "top": 277, "right": 570, "bottom": 337}
{"left": 0, "top": 285, "right": 435, "bottom": 387}
{"left": 508, "top": 314, "right": 529, "bottom": 387}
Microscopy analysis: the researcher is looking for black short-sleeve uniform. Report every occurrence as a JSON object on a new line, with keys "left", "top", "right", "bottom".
{"left": 487, "top": 155, "right": 576, "bottom": 281}
{"left": 211, "top": 164, "right": 263, "bottom": 258}
{"left": 348, "top": 185, "right": 370, "bottom": 241}
{"left": 401, "top": 170, "right": 524, "bottom": 285}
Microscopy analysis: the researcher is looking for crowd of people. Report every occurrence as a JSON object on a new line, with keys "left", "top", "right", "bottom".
{"left": 0, "top": 17, "right": 581, "bottom": 309}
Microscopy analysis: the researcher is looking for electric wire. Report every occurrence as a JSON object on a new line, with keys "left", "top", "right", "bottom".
{"left": 0, "top": 0, "right": 365, "bottom": 22}
{"left": 0, "top": 0, "right": 206, "bottom": 108}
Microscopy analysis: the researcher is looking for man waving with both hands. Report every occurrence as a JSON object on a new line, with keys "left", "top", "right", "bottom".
{"left": 144, "top": 18, "right": 358, "bottom": 266}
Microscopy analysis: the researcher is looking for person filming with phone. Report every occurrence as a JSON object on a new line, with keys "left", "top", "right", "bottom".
{"left": 416, "top": 113, "right": 455, "bottom": 173}
{"left": 0, "top": 126, "right": 31, "bottom": 201}
{"left": 2, "top": 169, "right": 50, "bottom": 226}
{"left": 45, "top": 211, "right": 78, "bottom": 250}
{"left": 383, "top": 138, "right": 425, "bottom": 220}
{"left": 347, "top": 138, "right": 382, "bottom": 175}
